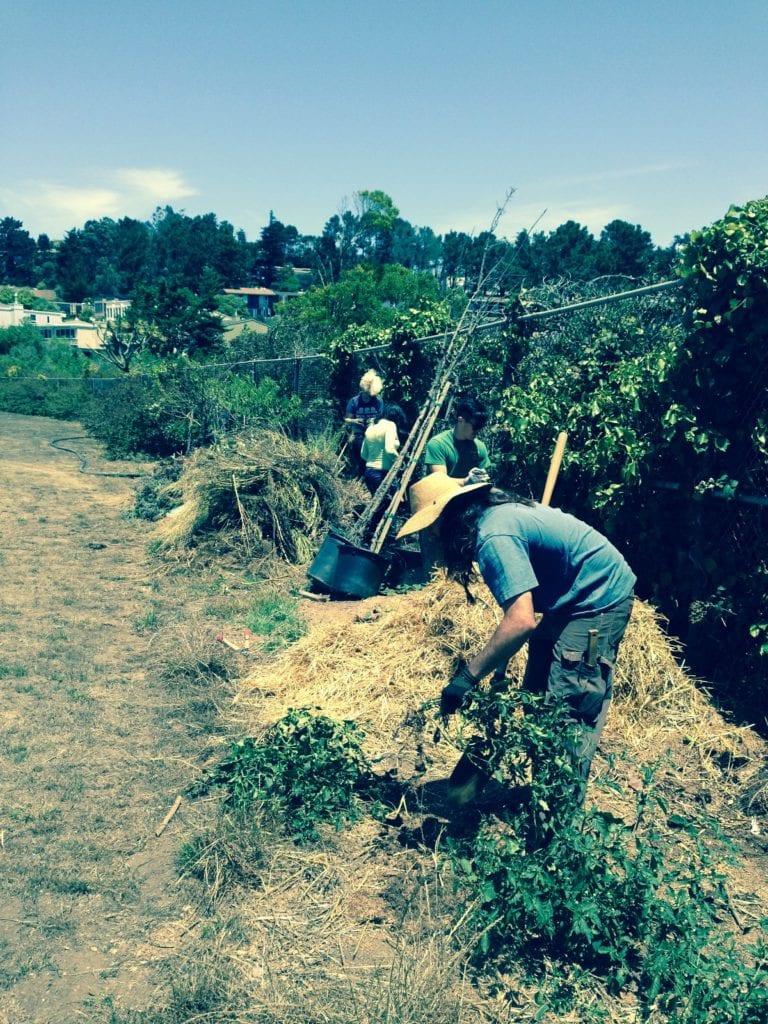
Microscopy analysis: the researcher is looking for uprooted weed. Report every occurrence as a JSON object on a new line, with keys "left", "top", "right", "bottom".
{"left": 442, "top": 687, "right": 768, "bottom": 1019}
{"left": 188, "top": 708, "right": 375, "bottom": 843}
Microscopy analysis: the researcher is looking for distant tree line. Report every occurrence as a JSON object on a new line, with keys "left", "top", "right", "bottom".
{"left": 0, "top": 190, "right": 679, "bottom": 305}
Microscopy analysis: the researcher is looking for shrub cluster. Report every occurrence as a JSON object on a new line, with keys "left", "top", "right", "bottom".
{"left": 82, "top": 362, "right": 304, "bottom": 458}
{"left": 191, "top": 708, "right": 373, "bottom": 843}
{"left": 444, "top": 688, "right": 768, "bottom": 1020}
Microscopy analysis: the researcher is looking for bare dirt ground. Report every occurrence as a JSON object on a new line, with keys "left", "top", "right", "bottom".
{"left": 0, "top": 411, "right": 401, "bottom": 1023}
{"left": 0, "top": 413, "right": 210, "bottom": 1023}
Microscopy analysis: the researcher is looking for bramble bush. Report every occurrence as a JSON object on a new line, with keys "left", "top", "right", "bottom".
{"left": 191, "top": 708, "right": 374, "bottom": 843}
{"left": 492, "top": 301, "right": 682, "bottom": 512}
{"left": 326, "top": 299, "right": 452, "bottom": 419}
{"left": 665, "top": 198, "right": 768, "bottom": 692}
{"left": 489, "top": 199, "right": 768, "bottom": 703}
{"left": 445, "top": 688, "right": 768, "bottom": 1021}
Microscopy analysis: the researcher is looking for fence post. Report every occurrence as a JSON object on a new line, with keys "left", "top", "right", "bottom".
{"left": 293, "top": 358, "right": 302, "bottom": 438}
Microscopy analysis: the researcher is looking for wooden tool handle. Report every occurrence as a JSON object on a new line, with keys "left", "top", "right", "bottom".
{"left": 541, "top": 431, "right": 568, "bottom": 507}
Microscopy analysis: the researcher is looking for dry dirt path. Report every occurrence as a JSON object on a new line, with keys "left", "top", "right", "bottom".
{"left": 0, "top": 413, "right": 203, "bottom": 1023}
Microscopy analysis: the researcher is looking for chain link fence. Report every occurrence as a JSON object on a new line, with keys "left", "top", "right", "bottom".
{"left": 2, "top": 288, "right": 764, "bottom": 694}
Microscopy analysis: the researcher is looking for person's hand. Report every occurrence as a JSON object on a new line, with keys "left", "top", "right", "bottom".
{"left": 440, "top": 663, "right": 477, "bottom": 719}
{"left": 463, "top": 467, "right": 491, "bottom": 487}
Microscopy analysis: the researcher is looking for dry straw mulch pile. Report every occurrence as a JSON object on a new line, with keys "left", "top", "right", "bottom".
{"left": 236, "top": 575, "right": 763, "bottom": 799}
{"left": 150, "top": 428, "right": 362, "bottom": 563}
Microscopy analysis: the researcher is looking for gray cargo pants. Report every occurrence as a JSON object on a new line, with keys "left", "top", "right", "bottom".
{"left": 522, "top": 595, "right": 634, "bottom": 787}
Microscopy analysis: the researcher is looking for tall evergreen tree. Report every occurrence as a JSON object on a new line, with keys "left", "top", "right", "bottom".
{"left": 0, "top": 217, "right": 36, "bottom": 285}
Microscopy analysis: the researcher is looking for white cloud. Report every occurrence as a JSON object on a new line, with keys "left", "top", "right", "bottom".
{"left": 38, "top": 185, "right": 122, "bottom": 225}
{"left": 115, "top": 168, "right": 198, "bottom": 202}
{"left": 0, "top": 168, "right": 198, "bottom": 238}
{"left": 431, "top": 203, "right": 519, "bottom": 238}
{"left": 537, "top": 161, "right": 698, "bottom": 192}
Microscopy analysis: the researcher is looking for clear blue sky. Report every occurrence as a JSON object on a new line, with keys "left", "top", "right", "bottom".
{"left": 3, "top": 0, "right": 766, "bottom": 247}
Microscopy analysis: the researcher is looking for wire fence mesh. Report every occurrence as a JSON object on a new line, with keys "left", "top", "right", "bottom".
{"left": 2, "top": 282, "right": 765, "bottom": 690}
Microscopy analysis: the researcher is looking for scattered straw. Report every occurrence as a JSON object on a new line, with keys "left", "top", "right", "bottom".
{"left": 610, "top": 601, "right": 756, "bottom": 767}
{"left": 236, "top": 575, "right": 503, "bottom": 771}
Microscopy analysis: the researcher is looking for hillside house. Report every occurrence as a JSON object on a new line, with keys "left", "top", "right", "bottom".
{"left": 0, "top": 296, "right": 65, "bottom": 329}
{"left": 220, "top": 316, "right": 269, "bottom": 343}
{"left": 58, "top": 297, "right": 131, "bottom": 320}
{"left": 93, "top": 298, "right": 131, "bottom": 320}
{"left": 222, "top": 287, "right": 277, "bottom": 318}
{"left": 38, "top": 319, "right": 101, "bottom": 349}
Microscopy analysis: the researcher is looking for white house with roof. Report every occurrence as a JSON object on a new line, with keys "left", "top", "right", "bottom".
{"left": 93, "top": 298, "right": 131, "bottom": 320}
{"left": 0, "top": 296, "right": 66, "bottom": 329}
{"left": 58, "top": 297, "right": 131, "bottom": 320}
{"left": 0, "top": 294, "right": 102, "bottom": 348}
{"left": 37, "top": 319, "right": 101, "bottom": 349}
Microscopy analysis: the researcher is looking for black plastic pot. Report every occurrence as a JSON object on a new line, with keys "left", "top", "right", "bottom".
{"left": 307, "top": 528, "right": 348, "bottom": 591}
{"left": 333, "top": 542, "right": 387, "bottom": 599}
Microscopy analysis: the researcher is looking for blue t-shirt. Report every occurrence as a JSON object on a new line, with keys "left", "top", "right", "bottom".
{"left": 476, "top": 503, "right": 636, "bottom": 617}
{"left": 345, "top": 393, "right": 384, "bottom": 434}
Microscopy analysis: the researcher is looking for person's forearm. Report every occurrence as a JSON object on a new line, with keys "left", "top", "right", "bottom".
{"left": 466, "top": 629, "right": 530, "bottom": 680}
{"left": 465, "top": 594, "right": 537, "bottom": 680}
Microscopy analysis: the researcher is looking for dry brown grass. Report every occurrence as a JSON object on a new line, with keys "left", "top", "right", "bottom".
{"left": 207, "top": 819, "right": 485, "bottom": 1024}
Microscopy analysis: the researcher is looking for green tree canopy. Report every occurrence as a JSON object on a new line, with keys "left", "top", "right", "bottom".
{"left": 0, "top": 218, "right": 36, "bottom": 285}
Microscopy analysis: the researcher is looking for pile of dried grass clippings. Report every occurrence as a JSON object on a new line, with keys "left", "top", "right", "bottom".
{"left": 610, "top": 600, "right": 760, "bottom": 770}
{"left": 235, "top": 574, "right": 501, "bottom": 775}
{"left": 235, "top": 577, "right": 760, "bottom": 783}
{"left": 150, "top": 428, "right": 362, "bottom": 562}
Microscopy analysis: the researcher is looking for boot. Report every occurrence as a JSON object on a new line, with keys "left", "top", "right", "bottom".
{"left": 447, "top": 750, "right": 489, "bottom": 806}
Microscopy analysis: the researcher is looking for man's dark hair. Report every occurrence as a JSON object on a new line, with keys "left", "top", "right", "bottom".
{"left": 455, "top": 396, "right": 488, "bottom": 432}
{"left": 439, "top": 486, "right": 534, "bottom": 596}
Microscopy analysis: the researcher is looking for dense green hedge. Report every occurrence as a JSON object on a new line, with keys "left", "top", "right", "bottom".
{"left": 488, "top": 199, "right": 768, "bottom": 706}
{"left": 81, "top": 363, "right": 304, "bottom": 458}
{"left": 0, "top": 325, "right": 99, "bottom": 418}
{"left": 0, "top": 378, "right": 89, "bottom": 419}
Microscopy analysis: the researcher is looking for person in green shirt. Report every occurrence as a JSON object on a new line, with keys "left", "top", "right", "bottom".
{"left": 423, "top": 397, "right": 490, "bottom": 481}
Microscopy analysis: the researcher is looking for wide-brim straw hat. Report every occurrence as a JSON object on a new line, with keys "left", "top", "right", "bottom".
{"left": 396, "top": 474, "right": 491, "bottom": 539}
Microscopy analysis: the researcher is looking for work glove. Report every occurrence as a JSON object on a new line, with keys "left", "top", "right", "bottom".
{"left": 440, "top": 663, "right": 478, "bottom": 719}
{"left": 463, "top": 467, "right": 491, "bottom": 487}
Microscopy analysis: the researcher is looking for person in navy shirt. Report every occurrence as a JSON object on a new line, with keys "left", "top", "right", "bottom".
{"left": 344, "top": 370, "right": 384, "bottom": 477}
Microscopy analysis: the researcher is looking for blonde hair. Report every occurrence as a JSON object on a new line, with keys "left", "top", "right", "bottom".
{"left": 359, "top": 370, "right": 383, "bottom": 397}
